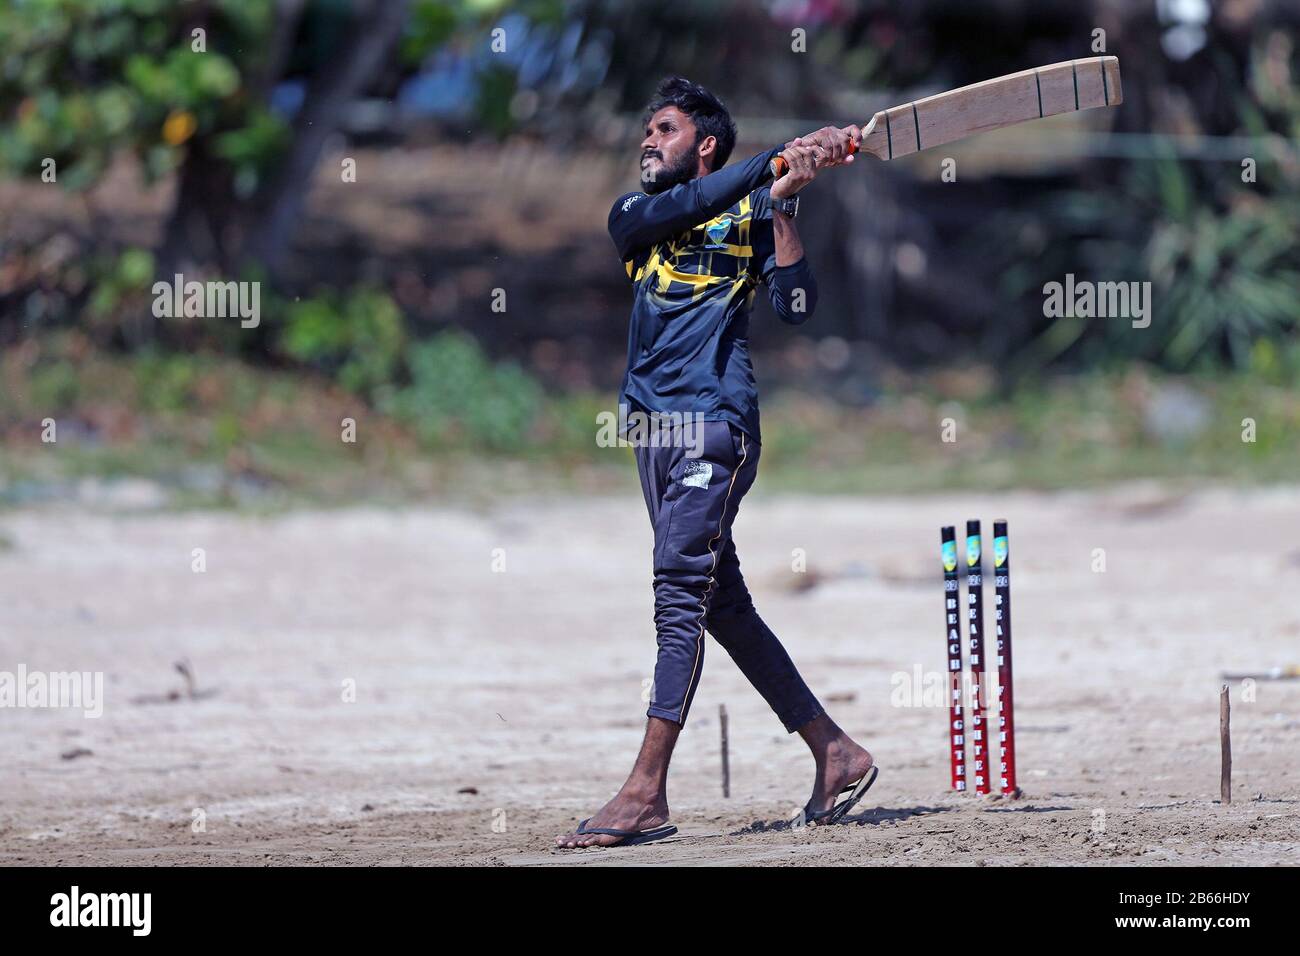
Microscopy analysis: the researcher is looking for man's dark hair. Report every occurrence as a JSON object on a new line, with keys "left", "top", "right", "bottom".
{"left": 643, "top": 76, "right": 738, "bottom": 171}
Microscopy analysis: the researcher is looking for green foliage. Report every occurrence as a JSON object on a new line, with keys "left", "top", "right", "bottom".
{"left": 402, "top": 0, "right": 461, "bottom": 64}
{"left": 211, "top": 410, "right": 242, "bottom": 451}
{"left": 213, "top": 107, "right": 290, "bottom": 198}
{"left": 280, "top": 288, "right": 407, "bottom": 397}
{"left": 1017, "top": 154, "right": 1300, "bottom": 372}
{"left": 1002, "top": 83, "right": 1300, "bottom": 373}
{"left": 28, "top": 359, "right": 81, "bottom": 410}
{"left": 383, "top": 331, "right": 542, "bottom": 451}
{"left": 276, "top": 292, "right": 547, "bottom": 452}
{"left": 0, "top": 0, "right": 281, "bottom": 188}
{"left": 1143, "top": 176, "right": 1299, "bottom": 369}
{"left": 474, "top": 64, "right": 519, "bottom": 137}
{"left": 133, "top": 349, "right": 216, "bottom": 413}
{"left": 87, "top": 247, "right": 156, "bottom": 318}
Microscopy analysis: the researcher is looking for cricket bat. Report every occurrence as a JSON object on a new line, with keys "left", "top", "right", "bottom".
{"left": 771, "top": 55, "right": 1122, "bottom": 177}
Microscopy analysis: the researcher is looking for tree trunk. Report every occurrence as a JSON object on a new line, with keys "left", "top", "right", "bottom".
{"left": 158, "top": 137, "right": 240, "bottom": 279}
{"left": 243, "top": 0, "right": 410, "bottom": 280}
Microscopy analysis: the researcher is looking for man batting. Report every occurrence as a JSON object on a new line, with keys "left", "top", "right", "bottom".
{"left": 557, "top": 77, "right": 877, "bottom": 849}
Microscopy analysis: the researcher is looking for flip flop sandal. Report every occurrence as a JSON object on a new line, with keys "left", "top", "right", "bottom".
{"left": 567, "top": 819, "right": 679, "bottom": 848}
{"left": 803, "top": 764, "right": 879, "bottom": 826}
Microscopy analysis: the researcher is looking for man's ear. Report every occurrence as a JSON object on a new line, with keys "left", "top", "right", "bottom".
{"left": 698, "top": 135, "right": 717, "bottom": 169}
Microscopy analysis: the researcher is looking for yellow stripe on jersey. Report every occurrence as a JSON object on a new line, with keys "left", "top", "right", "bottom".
{"left": 625, "top": 198, "right": 761, "bottom": 295}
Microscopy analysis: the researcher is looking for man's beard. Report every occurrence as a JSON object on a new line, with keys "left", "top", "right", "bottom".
{"left": 641, "top": 149, "right": 697, "bottom": 195}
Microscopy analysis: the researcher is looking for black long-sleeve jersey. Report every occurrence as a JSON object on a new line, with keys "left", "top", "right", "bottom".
{"left": 608, "top": 145, "right": 819, "bottom": 441}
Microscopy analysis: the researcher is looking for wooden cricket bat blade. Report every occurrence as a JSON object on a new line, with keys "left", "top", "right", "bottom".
{"left": 860, "top": 55, "right": 1122, "bottom": 161}
{"left": 771, "top": 55, "right": 1121, "bottom": 176}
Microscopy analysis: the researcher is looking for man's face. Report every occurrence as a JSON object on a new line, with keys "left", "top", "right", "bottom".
{"left": 640, "top": 106, "right": 703, "bottom": 195}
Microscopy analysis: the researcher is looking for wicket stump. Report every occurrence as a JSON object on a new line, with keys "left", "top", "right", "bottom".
{"left": 940, "top": 526, "right": 965, "bottom": 791}
{"left": 965, "top": 520, "right": 990, "bottom": 794}
{"left": 941, "top": 519, "right": 1018, "bottom": 797}
{"left": 992, "top": 520, "right": 1018, "bottom": 796}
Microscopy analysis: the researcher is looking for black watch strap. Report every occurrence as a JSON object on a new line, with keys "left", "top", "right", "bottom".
{"left": 774, "top": 195, "right": 799, "bottom": 219}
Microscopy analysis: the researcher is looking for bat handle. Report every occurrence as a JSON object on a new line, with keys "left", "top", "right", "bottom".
{"left": 769, "top": 138, "right": 859, "bottom": 179}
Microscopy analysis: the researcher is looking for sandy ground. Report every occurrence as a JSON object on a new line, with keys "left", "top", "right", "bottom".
{"left": 2, "top": 485, "right": 1299, "bottom": 866}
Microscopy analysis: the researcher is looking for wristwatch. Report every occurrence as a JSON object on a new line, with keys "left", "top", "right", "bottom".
{"left": 774, "top": 195, "right": 799, "bottom": 219}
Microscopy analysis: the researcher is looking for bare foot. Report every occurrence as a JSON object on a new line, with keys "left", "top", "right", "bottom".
{"left": 555, "top": 788, "right": 669, "bottom": 849}
{"left": 805, "top": 739, "right": 874, "bottom": 820}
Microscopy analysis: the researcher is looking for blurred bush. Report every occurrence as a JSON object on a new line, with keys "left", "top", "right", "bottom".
{"left": 281, "top": 287, "right": 406, "bottom": 398}
{"left": 0, "top": 0, "right": 279, "bottom": 188}
{"left": 133, "top": 349, "right": 203, "bottom": 414}
{"left": 382, "top": 331, "right": 542, "bottom": 452}
{"left": 87, "top": 248, "right": 156, "bottom": 319}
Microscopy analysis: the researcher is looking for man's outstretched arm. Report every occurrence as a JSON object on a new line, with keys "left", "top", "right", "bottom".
{"left": 764, "top": 211, "right": 818, "bottom": 325}
{"left": 761, "top": 144, "right": 820, "bottom": 324}
{"left": 607, "top": 146, "right": 782, "bottom": 261}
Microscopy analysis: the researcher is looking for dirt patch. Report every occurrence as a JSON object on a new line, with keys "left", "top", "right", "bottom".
{"left": 2, "top": 486, "right": 1298, "bottom": 865}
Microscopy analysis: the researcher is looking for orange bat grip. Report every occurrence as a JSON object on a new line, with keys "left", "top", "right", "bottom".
{"left": 769, "top": 138, "right": 858, "bottom": 179}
